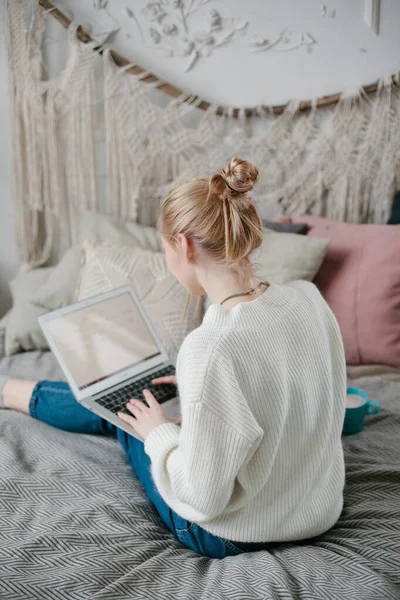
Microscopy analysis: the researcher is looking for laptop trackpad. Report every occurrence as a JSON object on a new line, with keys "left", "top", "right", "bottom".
{"left": 163, "top": 397, "right": 181, "bottom": 421}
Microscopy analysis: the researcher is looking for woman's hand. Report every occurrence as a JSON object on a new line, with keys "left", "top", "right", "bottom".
{"left": 117, "top": 389, "right": 180, "bottom": 440}
{"left": 152, "top": 375, "right": 181, "bottom": 426}
{"left": 151, "top": 375, "right": 177, "bottom": 386}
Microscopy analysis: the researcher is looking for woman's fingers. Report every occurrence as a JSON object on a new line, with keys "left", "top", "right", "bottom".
{"left": 126, "top": 399, "right": 143, "bottom": 417}
{"left": 117, "top": 411, "right": 137, "bottom": 429}
{"left": 151, "top": 376, "right": 176, "bottom": 385}
{"left": 142, "top": 389, "right": 159, "bottom": 409}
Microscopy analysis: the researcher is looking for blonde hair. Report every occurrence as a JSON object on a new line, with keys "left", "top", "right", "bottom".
{"left": 158, "top": 157, "right": 263, "bottom": 287}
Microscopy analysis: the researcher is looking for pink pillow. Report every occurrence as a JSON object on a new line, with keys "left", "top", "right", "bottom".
{"left": 289, "top": 216, "right": 400, "bottom": 366}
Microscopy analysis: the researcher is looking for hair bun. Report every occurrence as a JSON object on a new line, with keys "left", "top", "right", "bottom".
{"left": 222, "top": 157, "right": 259, "bottom": 194}
{"left": 208, "top": 173, "right": 227, "bottom": 199}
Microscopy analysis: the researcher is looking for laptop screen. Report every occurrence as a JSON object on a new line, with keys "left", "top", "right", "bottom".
{"left": 45, "top": 292, "right": 161, "bottom": 390}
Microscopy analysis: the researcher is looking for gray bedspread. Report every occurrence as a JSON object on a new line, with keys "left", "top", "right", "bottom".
{"left": 1, "top": 337, "right": 400, "bottom": 599}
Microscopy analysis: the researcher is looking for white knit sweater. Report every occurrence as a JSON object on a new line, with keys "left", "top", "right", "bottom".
{"left": 144, "top": 281, "right": 346, "bottom": 543}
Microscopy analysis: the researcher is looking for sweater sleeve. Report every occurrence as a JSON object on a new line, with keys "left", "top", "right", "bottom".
{"left": 144, "top": 332, "right": 264, "bottom": 523}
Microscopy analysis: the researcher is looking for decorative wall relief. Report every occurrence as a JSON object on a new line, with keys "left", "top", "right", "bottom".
{"left": 73, "top": 1, "right": 322, "bottom": 70}
{"left": 364, "top": 0, "right": 380, "bottom": 35}
{"left": 249, "top": 29, "right": 316, "bottom": 54}
{"left": 90, "top": 0, "right": 120, "bottom": 43}
{"left": 133, "top": 1, "right": 247, "bottom": 72}
{"left": 320, "top": 5, "right": 336, "bottom": 18}
{"left": 122, "top": 7, "right": 144, "bottom": 42}
{"left": 46, "top": 1, "right": 322, "bottom": 71}
{"left": 93, "top": 0, "right": 108, "bottom": 9}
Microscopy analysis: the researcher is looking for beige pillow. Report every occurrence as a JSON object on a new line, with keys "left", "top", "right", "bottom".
{"left": 204, "top": 228, "right": 329, "bottom": 311}
{"left": 5, "top": 268, "right": 53, "bottom": 355}
{"left": 0, "top": 311, "right": 11, "bottom": 329}
{"left": 76, "top": 242, "right": 204, "bottom": 363}
{"left": 3, "top": 215, "right": 162, "bottom": 356}
{"left": 31, "top": 212, "right": 162, "bottom": 311}
{"left": 251, "top": 228, "right": 329, "bottom": 284}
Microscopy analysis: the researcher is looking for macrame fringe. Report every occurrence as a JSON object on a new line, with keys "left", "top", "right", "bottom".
{"left": 6, "top": 1, "right": 400, "bottom": 267}
{"left": 6, "top": 0, "right": 97, "bottom": 266}
{"left": 104, "top": 51, "right": 400, "bottom": 228}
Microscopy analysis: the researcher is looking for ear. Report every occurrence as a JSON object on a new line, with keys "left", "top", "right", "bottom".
{"left": 177, "top": 234, "right": 195, "bottom": 262}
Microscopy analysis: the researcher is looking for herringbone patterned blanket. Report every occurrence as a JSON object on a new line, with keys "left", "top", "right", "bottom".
{"left": 1, "top": 345, "right": 399, "bottom": 599}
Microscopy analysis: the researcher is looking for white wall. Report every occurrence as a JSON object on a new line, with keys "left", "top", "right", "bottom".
{"left": 0, "top": 0, "right": 399, "bottom": 316}
{"left": 63, "top": 0, "right": 400, "bottom": 106}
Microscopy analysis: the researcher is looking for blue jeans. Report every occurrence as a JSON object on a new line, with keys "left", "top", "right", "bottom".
{"left": 29, "top": 381, "right": 273, "bottom": 559}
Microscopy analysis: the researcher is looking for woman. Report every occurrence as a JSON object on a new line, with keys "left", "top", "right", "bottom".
{"left": 0, "top": 158, "right": 346, "bottom": 559}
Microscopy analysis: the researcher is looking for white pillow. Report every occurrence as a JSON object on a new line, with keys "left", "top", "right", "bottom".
{"left": 251, "top": 228, "right": 330, "bottom": 284}
{"left": 2, "top": 214, "right": 163, "bottom": 356}
{"left": 0, "top": 311, "right": 10, "bottom": 329}
{"left": 204, "top": 228, "right": 330, "bottom": 311}
{"left": 31, "top": 212, "right": 162, "bottom": 311}
{"left": 76, "top": 242, "right": 204, "bottom": 363}
{"left": 5, "top": 268, "right": 53, "bottom": 355}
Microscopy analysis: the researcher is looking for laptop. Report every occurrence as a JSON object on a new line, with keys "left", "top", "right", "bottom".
{"left": 38, "top": 285, "right": 180, "bottom": 440}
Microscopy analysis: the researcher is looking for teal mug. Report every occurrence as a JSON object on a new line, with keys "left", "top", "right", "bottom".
{"left": 343, "top": 387, "right": 381, "bottom": 436}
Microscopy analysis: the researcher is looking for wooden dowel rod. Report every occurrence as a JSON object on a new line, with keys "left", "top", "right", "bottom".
{"left": 38, "top": 0, "right": 399, "bottom": 117}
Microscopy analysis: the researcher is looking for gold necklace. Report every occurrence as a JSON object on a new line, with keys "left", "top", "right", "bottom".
{"left": 220, "top": 281, "right": 269, "bottom": 306}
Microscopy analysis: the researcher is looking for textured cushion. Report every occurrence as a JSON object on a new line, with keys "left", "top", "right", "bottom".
{"left": 31, "top": 212, "right": 162, "bottom": 311}
{"left": 30, "top": 246, "right": 82, "bottom": 311}
{"left": 5, "top": 268, "right": 53, "bottom": 355}
{"left": 262, "top": 220, "right": 309, "bottom": 235}
{"left": 251, "top": 228, "right": 329, "bottom": 284}
{"left": 0, "top": 311, "right": 11, "bottom": 330}
{"left": 290, "top": 215, "right": 400, "bottom": 367}
{"left": 76, "top": 242, "right": 204, "bottom": 363}
{"left": 203, "top": 228, "right": 329, "bottom": 312}
{"left": 2, "top": 215, "right": 162, "bottom": 356}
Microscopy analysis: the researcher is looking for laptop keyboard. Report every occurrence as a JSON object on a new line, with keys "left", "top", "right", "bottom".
{"left": 94, "top": 365, "right": 177, "bottom": 416}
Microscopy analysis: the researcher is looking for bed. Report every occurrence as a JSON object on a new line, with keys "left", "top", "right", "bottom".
{"left": 1, "top": 327, "right": 399, "bottom": 600}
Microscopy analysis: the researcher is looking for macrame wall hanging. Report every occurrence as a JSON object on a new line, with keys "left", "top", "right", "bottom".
{"left": 104, "top": 54, "right": 400, "bottom": 228}
{"left": 7, "top": 0, "right": 400, "bottom": 267}
{"left": 7, "top": 0, "right": 97, "bottom": 267}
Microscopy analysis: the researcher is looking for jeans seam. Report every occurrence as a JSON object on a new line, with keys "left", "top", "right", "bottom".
{"left": 176, "top": 522, "right": 195, "bottom": 534}
{"left": 221, "top": 538, "right": 245, "bottom": 554}
{"left": 39, "top": 386, "right": 71, "bottom": 395}
{"left": 29, "top": 382, "right": 71, "bottom": 418}
{"left": 28, "top": 382, "right": 41, "bottom": 418}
